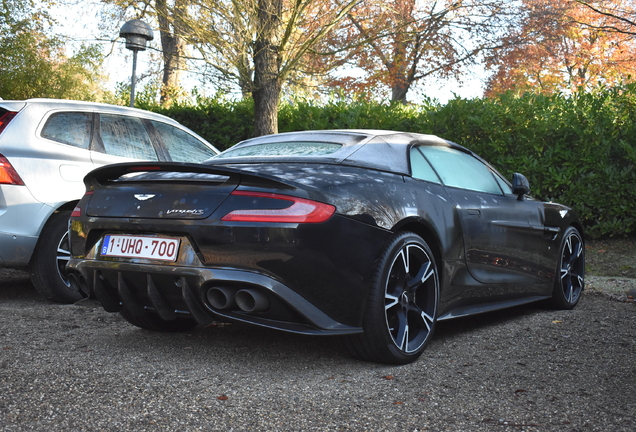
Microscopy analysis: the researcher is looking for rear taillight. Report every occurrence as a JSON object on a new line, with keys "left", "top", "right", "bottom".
{"left": 221, "top": 190, "right": 336, "bottom": 223}
{"left": 0, "top": 111, "right": 17, "bottom": 135}
{"left": 0, "top": 154, "right": 25, "bottom": 185}
{"left": 71, "top": 191, "right": 94, "bottom": 218}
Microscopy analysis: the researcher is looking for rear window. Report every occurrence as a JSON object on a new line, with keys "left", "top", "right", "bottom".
{"left": 215, "top": 141, "right": 342, "bottom": 158}
{"left": 41, "top": 112, "right": 92, "bottom": 149}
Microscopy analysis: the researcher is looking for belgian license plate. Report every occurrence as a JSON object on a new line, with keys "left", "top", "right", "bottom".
{"left": 100, "top": 235, "right": 180, "bottom": 261}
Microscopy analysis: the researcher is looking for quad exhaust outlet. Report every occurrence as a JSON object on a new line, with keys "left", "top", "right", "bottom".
{"left": 67, "top": 271, "right": 89, "bottom": 297}
{"left": 206, "top": 286, "right": 237, "bottom": 310}
{"left": 206, "top": 287, "right": 270, "bottom": 313}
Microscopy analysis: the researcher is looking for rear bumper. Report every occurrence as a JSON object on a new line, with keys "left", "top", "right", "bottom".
{"left": 67, "top": 258, "right": 363, "bottom": 335}
{"left": 0, "top": 184, "right": 50, "bottom": 267}
{"left": 0, "top": 232, "right": 39, "bottom": 267}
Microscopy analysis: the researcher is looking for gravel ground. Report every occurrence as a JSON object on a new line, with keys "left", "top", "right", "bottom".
{"left": 0, "top": 268, "right": 634, "bottom": 432}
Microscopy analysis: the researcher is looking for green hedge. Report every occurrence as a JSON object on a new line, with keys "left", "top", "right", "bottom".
{"left": 150, "top": 86, "right": 636, "bottom": 238}
{"left": 425, "top": 89, "right": 636, "bottom": 238}
{"left": 149, "top": 98, "right": 254, "bottom": 151}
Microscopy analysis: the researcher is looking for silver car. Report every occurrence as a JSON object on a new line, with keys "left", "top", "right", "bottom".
{"left": 0, "top": 98, "right": 219, "bottom": 302}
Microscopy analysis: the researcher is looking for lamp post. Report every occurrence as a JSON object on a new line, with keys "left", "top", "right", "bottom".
{"left": 119, "top": 19, "right": 154, "bottom": 108}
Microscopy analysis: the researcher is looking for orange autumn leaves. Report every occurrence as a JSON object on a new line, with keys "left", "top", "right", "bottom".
{"left": 485, "top": 0, "right": 636, "bottom": 96}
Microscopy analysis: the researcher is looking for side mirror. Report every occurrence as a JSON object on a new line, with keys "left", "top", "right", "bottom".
{"left": 512, "top": 173, "right": 530, "bottom": 200}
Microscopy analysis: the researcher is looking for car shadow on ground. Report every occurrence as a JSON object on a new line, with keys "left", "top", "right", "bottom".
{"left": 432, "top": 301, "right": 546, "bottom": 341}
{"left": 86, "top": 302, "right": 549, "bottom": 368}
{"left": 0, "top": 268, "right": 43, "bottom": 302}
{"left": 0, "top": 267, "right": 552, "bottom": 366}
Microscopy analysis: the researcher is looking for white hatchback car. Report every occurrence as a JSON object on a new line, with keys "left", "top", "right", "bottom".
{"left": 0, "top": 98, "right": 219, "bottom": 302}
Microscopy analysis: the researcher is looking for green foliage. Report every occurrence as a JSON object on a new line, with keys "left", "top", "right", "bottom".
{"left": 0, "top": 1, "right": 106, "bottom": 101}
{"left": 278, "top": 97, "right": 436, "bottom": 133}
{"left": 148, "top": 94, "right": 254, "bottom": 151}
{"left": 153, "top": 85, "right": 636, "bottom": 238}
{"left": 423, "top": 87, "right": 636, "bottom": 238}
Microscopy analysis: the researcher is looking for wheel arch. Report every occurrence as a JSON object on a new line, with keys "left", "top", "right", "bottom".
{"left": 570, "top": 221, "right": 585, "bottom": 241}
{"left": 30, "top": 200, "right": 79, "bottom": 264}
{"left": 391, "top": 218, "right": 444, "bottom": 286}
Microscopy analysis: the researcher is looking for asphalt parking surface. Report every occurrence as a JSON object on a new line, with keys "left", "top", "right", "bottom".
{"left": 0, "top": 268, "right": 634, "bottom": 431}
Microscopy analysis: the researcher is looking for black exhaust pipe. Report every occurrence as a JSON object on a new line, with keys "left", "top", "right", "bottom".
{"left": 235, "top": 289, "right": 270, "bottom": 313}
{"left": 206, "top": 286, "right": 237, "bottom": 310}
{"left": 68, "top": 271, "right": 89, "bottom": 297}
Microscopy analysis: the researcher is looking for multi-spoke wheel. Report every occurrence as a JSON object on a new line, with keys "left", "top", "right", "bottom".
{"left": 30, "top": 211, "right": 84, "bottom": 303}
{"left": 55, "top": 229, "right": 71, "bottom": 285}
{"left": 344, "top": 232, "right": 439, "bottom": 364}
{"left": 548, "top": 227, "right": 585, "bottom": 309}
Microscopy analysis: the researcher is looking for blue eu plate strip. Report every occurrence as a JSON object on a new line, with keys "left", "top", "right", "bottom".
{"left": 101, "top": 235, "right": 111, "bottom": 255}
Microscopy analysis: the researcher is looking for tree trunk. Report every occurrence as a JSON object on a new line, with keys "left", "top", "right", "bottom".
{"left": 252, "top": 0, "right": 282, "bottom": 136}
{"left": 253, "top": 72, "right": 281, "bottom": 136}
{"left": 391, "top": 82, "right": 410, "bottom": 104}
{"left": 253, "top": 46, "right": 281, "bottom": 136}
{"left": 389, "top": 35, "right": 411, "bottom": 104}
{"left": 156, "top": 0, "right": 187, "bottom": 106}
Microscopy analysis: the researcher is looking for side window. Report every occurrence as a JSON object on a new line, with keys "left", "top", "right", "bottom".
{"left": 151, "top": 121, "right": 218, "bottom": 162}
{"left": 410, "top": 147, "right": 440, "bottom": 183}
{"left": 494, "top": 172, "right": 513, "bottom": 194}
{"left": 420, "top": 146, "right": 503, "bottom": 194}
{"left": 98, "top": 114, "right": 158, "bottom": 160}
{"left": 41, "top": 112, "right": 92, "bottom": 149}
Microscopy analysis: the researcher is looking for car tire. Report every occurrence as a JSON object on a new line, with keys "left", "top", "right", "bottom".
{"left": 30, "top": 210, "right": 84, "bottom": 303}
{"left": 120, "top": 307, "right": 199, "bottom": 332}
{"left": 548, "top": 226, "right": 585, "bottom": 310}
{"left": 344, "top": 232, "right": 439, "bottom": 364}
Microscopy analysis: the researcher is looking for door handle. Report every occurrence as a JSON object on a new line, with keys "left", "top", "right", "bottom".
{"left": 467, "top": 209, "right": 481, "bottom": 216}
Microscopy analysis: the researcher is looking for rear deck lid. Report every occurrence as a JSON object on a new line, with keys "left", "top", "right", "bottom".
{"left": 84, "top": 163, "right": 240, "bottom": 219}
{"left": 83, "top": 162, "right": 300, "bottom": 219}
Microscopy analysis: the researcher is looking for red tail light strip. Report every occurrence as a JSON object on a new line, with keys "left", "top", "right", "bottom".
{"left": 71, "top": 191, "right": 94, "bottom": 218}
{"left": 221, "top": 190, "right": 335, "bottom": 223}
{"left": 0, "top": 154, "right": 25, "bottom": 185}
{"left": 0, "top": 111, "right": 17, "bottom": 135}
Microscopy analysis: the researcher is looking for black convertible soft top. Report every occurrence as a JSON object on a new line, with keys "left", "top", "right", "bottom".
{"left": 208, "top": 130, "right": 459, "bottom": 176}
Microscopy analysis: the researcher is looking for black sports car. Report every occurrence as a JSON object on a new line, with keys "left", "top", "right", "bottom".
{"left": 67, "top": 130, "right": 585, "bottom": 364}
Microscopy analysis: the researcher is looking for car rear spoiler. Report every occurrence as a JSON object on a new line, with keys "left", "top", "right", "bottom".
{"left": 83, "top": 162, "right": 301, "bottom": 195}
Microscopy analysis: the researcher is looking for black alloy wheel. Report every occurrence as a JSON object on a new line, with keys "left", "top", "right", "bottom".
{"left": 345, "top": 232, "right": 439, "bottom": 364}
{"left": 549, "top": 226, "right": 585, "bottom": 309}
{"left": 30, "top": 211, "right": 84, "bottom": 303}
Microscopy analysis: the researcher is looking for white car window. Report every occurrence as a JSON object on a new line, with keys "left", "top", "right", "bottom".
{"left": 99, "top": 114, "right": 158, "bottom": 160}
{"left": 41, "top": 112, "right": 92, "bottom": 149}
{"left": 151, "top": 121, "right": 217, "bottom": 162}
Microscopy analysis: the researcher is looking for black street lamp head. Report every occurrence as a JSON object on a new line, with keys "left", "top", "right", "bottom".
{"left": 119, "top": 19, "right": 154, "bottom": 51}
